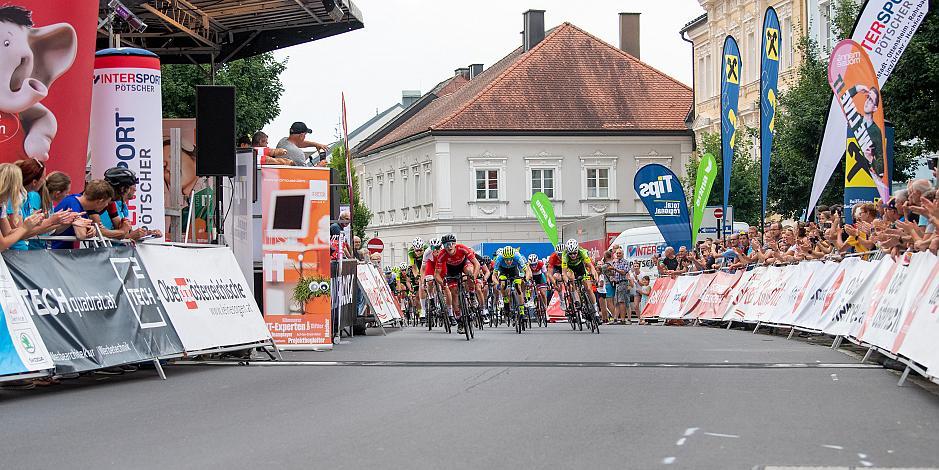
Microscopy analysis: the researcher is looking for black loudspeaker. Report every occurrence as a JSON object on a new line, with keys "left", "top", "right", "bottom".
{"left": 195, "top": 85, "right": 236, "bottom": 176}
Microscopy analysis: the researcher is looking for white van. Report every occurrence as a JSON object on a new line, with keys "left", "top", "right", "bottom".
{"left": 609, "top": 223, "right": 749, "bottom": 277}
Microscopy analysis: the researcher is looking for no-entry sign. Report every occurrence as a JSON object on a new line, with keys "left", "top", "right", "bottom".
{"left": 367, "top": 238, "right": 384, "bottom": 254}
{"left": 713, "top": 208, "right": 724, "bottom": 219}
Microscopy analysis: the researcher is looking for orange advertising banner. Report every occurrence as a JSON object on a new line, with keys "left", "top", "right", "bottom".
{"left": 260, "top": 166, "right": 333, "bottom": 349}
{"left": 640, "top": 277, "right": 676, "bottom": 319}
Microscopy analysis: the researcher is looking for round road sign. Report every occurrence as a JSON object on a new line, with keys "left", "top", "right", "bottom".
{"left": 713, "top": 208, "right": 724, "bottom": 219}
{"left": 367, "top": 238, "right": 384, "bottom": 254}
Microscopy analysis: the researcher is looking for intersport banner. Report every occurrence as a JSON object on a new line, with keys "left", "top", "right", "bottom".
{"left": 822, "top": 257, "right": 891, "bottom": 337}
{"left": 720, "top": 35, "right": 741, "bottom": 231}
{"left": 895, "top": 252, "right": 939, "bottom": 374}
{"left": 807, "top": 0, "right": 929, "bottom": 217}
{"left": 691, "top": 153, "right": 718, "bottom": 246}
{"left": 760, "top": 7, "right": 780, "bottom": 221}
{"left": 689, "top": 270, "right": 743, "bottom": 320}
{"left": 634, "top": 164, "right": 692, "bottom": 251}
{"left": 4, "top": 247, "right": 184, "bottom": 373}
{"left": 0, "top": 256, "right": 53, "bottom": 376}
{"left": 0, "top": 1, "right": 97, "bottom": 185}
{"left": 640, "top": 276, "right": 675, "bottom": 319}
{"left": 136, "top": 244, "right": 272, "bottom": 352}
{"left": 856, "top": 253, "right": 931, "bottom": 352}
{"left": 828, "top": 40, "right": 889, "bottom": 201}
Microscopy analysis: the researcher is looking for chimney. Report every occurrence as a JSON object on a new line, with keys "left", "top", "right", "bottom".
{"left": 454, "top": 67, "right": 470, "bottom": 79}
{"left": 468, "top": 63, "right": 484, "bottom": 79}
{"left": 401, "top": 90, "right": 420, "bottom": 107}
{"left": 523, "top": 9, "right": 545, "bottom": 51}
{"left": 619, "top": 12, "right": 641, "bottom": 59}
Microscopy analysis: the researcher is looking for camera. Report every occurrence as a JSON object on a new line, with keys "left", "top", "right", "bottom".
{"left": 108, "top": 0, "right": 148, "bottom": 33}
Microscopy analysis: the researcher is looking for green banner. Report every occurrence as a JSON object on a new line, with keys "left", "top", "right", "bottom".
{"left": 692, "top": 153, "right": 718, "bottom": 245}
{"left": 530, "top": 192, "right": 558, "bottom": 246}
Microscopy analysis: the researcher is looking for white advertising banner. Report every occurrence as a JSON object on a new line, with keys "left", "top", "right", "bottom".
{"left": 762, "top": 263, "right": 814, "bottom": 326}
{"left": 357, "top": 263, "right": 402, "bottom": 324}
{"left": 791, "top": 261, "right": 844, "bottom": 331}
{"left": 137, "top": 244, "right": 271, "bottom": 352}
{"left": 89, "top": 49, "right": 165, "bottom": 232}
{"left": 857, "top": 253, "right": 931, "bottom": 352}
{"left": 0, "top": 257, "right": 53, "bottom": 376}
{"left": 740, "top": 267, "right": 791, "bottom": 323}
{"left": 895, "top": 252, "right": 939, "bottom": 375}
{"left": 719, "top": 270, "right": 754, "bottom": 321}
{"left": 807, "top": 0, "right": 930, "bottom": 216}
{"left": 822, "top": 257, "right": 889, "bottom": 337}
{"left": 659, "top": 275, "right": 698, "bottom": 320}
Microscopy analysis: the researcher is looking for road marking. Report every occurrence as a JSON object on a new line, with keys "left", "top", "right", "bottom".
{"left": 675, "top": 438, "right": 686, "bottom": 446}
{"left": 822, "top": 444, "right": 844, "bottom": 450}
{"left": 173, "top": 360, "right": 884, "bottom": 369}
{"left": 703, "top": 432, "right": 739, "bottom": 438}
{"left": 683, "top": 427, "right": 699, "bottom": 436}
{"left": 662, "top": 456, "right": 676, "bottom": 465}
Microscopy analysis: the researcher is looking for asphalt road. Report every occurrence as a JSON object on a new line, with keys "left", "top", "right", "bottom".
{"left": 1, "top": 323, "right": 937, "bottom": 470}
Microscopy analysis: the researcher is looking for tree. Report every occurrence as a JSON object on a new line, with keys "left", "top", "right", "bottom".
{"left": 161, "top": 53, "right": 287, "bottom": 138}
{"left": 684, "top": 130, "right": 762, "bottom": 227}
{"left": 328, "top": 143, "right": 372, "bottom": 241}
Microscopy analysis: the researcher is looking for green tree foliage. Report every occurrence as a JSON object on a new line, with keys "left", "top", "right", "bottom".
{"left": 328, "top": 143, "right": 372, "bottom": 240}
{"left": 685, "top": 130, "right": 762, "bottom": 227}
{"left": 161, "top": 53, "right": 287, "bottom": 139}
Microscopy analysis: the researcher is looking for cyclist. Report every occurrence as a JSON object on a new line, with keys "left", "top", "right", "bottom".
{"left": 547, "top": 244, "right": 566, "bottom": 306}
{"left": 386, "top": 265, "right": 400, "bottom": 296}
{"left": 561, "top": 239, "right": 600, "bottom": 316}
{"left": 397, "top": 261, "right": 413, "bottom": 316}
{"left": 422, "top": 238, "right": 453, "bottom": 326}
{"left": 433, "top": 233, "right": 483, "bottom": 333}
{"left": 474, "top": 252, "right": 492, "bottom": 317}
{"left": 406, "top": 238, "right": 428, "bottom": 321}
{"left": 493, "top": 246, "right": 532, "bottom": 318}
{"left": 528, "top": 253, "right": 550, "bottom": 313}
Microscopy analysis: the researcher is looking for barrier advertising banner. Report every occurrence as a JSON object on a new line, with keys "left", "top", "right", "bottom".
{"left": 680, "top": 273, "right": 715, "bottom": 318}
{"left": 857, "top": 253, "right": 931, "bottom": 352}
{"left": 331, "top": 260, "right": 357, "bottom": 335}
{"left": 0, "top": 256, "right": 53, "bottom": 376}
{"left": 807, "top": 0, "right": 929, "bottom": 217}
{"left": 136, "top": 244, "right": 272, "bottom": 352}
{"left": 640, "top": 277, "right": 675, "bottom": 319}
{"left": 828, "top": 40, "right": 889, "bottom": 200}
{"left": 895, "top": 252, "right": 939, "bottom": 374}
{"left": 89, "top": 48, "right": 165, "bottom": 233}
{"left": 762, "top": 263, "right": 814, "bottom": 326}
{"left": 720, "top": 35, "right": 741, "bottom": 231}
{"left": 634, "top": 164, "right": 692, "bottom": 251}
{"left": 790, "top": 261, "right": 843, "bottom": 331}
{"left": 659, "top": 275, "right": 698, "bottom": 320}
{"left": 4, "top": 247, "right": 184, "bottom": 373}
{"left": 688, "top": 271, "right": 743, "bottom": 320}
{"left": 822, "top": 257, "right": 889, "bottom": 337}
{"left": 260, "top": 166, "right": 332, "bottom": 349}
{"left": 0, "top": 1, "right": 97, "bottom": 186}
{"left": 760, "top": 6, "right": 780, "bottom": 222}
{"left": 357, "top": 262, "right": 402, "bottom": 324}
{"left": 719, "top": 269, "right": 753, "bottom": 320}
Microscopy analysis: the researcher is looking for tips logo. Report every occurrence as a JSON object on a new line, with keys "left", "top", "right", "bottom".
{"left": 638, "top": 174, "right": 674, "bottom": 198}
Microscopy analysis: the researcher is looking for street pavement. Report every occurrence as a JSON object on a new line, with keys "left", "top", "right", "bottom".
{"left": 1, "top": 323, "right": 938, "bottom": 469}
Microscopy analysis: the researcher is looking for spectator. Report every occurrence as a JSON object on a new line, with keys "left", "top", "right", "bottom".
{"left": 6, "top": 159, "right": 79, "bottom": 250}
{"left": 609, "top": 247, "right": 631, "bottom": 324}
{"left": 92, "top": 167, "right": 162, "bottom": 241}
{"left": 44, "top": 171, "right": 71, "bottom": 208}
{"left": 597, "top": 250, "right": 614, "bottom": 324}
{"left": 628, "top": 261, "right": 642, "bottom": 322}
{"left": 253, "top": 131, "right": 293, "bottom": 165}
{"left": 352, "top": 236, "right": 369, "bottom": 261}
{"left": 50, "top": 180, "right": 113, "bottom": 249}
{"left": 237, "top": 135, "right": 251, "bottom": 148}
{"left": 658, "top": 247, "right": 680, "bottom": 277}
{"left": 0, "top": 163, "right": 44, "bottom": 250}
{"left": 276, "top": 122, "right": 330, "bottom": 167}
{"left": 638, "top": 275, "right": 652, "bottom": 325}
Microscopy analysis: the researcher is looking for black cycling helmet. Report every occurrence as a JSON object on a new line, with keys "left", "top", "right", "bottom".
{"left": 482, "top": 256, "right": 491, "bottom": 264}
{"left": 441, "top": 233, "right": 456, "bottom": 244}
{"left": 104, "top": 167, "right": 139, "bottom": 188}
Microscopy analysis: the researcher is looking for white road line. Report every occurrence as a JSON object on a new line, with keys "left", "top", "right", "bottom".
{"left": 661, "top": 456, "right": 676, "bottom": 465}
{"left": 822, "top": 444, "right": 844, "bottom": 450}
{"left": 703, "top": 432, "right": 740, "bottom": 438}
{"left": 683, "top": 427, "right": 699, "bottom": 437}
{"left": 675, "top": 438, "right": 686, "bottom": 446}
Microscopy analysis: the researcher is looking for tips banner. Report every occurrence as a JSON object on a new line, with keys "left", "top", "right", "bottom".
{"left": 634, "top": 164, "right": 692, "bottom": 251}
{"left": 828, "top": 39, "right": 889, "bottom": 201}
{"left": 692, "top": 153, "right": 718, "bottom": 245}
{"left": 760, "top": 7, "right": 780, "bottom": 220}
{"left": 720, "top": 35, "right": 742, "bottom": 231}
{"left": 530, "top": 192, "right": 559, "bottom": 246}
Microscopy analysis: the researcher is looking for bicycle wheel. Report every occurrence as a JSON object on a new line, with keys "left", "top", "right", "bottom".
{"left": 459, "top": 290, "right": 473, "bottom": 341}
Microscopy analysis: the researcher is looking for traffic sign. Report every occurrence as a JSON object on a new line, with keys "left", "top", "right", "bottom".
{"left": 713, "top": 207, "right": 724, "bottom": 219}
{"left": 367, "top": 238, "right": 384, "bottom": 254}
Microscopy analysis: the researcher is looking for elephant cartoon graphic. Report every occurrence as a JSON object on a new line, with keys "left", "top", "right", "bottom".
{"left": 0, "top": 5, "right": 77, "bottom": 162}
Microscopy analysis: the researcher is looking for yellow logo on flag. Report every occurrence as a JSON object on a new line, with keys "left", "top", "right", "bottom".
{"left": 765, "top": 27, "right": 779, "bottom": 61}
{"left": 728, "top": 109, "right": 738, "bottom": 148}
{"left": 767, "top": 88, "right": 777, "bottom": 132}
{"left": 845, "top": 136, "right": 875, "bottom": 188}
{"left": 725, "top": 54, "right": 740, "bottom": 84}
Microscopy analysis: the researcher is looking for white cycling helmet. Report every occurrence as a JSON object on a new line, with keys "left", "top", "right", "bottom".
{"left": 411, "top": 237, "right": 426, "bottom": 250}
{"left": 565, "top": 239, "right": 579, "bottom": 253}
{"left": 429, "top": 237, "right": 441, "bottom": 249}
{"left": 554, "top": 243, "right": 564, "bottom": 254}
{"left": 496, "top": 247, "right": 504, "bottom": 257}
{"left": 399, "top": 262, "right": 409, "bottom": 270}
{"left": 528, "top": 253, "right": 539, "bottom": 263}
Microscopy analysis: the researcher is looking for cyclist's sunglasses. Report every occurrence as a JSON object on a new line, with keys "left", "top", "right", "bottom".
{"left": 443, "top": 241, "right": 456, "bottom": 249}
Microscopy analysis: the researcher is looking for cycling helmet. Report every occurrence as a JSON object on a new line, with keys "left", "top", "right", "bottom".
{"left": 496, "top": 247, "right": 504, "bottom": 257}
{"left": 441, "top": 233, "right": 457, "bottom": 244}
{"left": 565, "top": 239, "right": 579, "bottom": 253}
{"left": 555, "top": 243, "right": 564, "bottom": 254}
{"left": 399, "top": 262, "right": 409, "bottom": 270}
{"left": 383, "top": 266, "right": 392, "bottom": 274}
{"left": 104, "top": 167, "right": 139, "bottom": 188}
{"left": 502, "top": 246, "right": 515, "bottom": 258}
{"left": 429, "top": 237, "right": 441, "bottom": 249}
{"left": 528, "top": 253, "right": 539, "bottom": 263}
{"left": 411, "top": 237, "right": 426, "bottom": 250}
{"left": 482, "top": 256, "right": 491, "bottom": 264}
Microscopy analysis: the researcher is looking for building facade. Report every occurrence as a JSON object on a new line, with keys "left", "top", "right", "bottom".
{"left": 681, "top": 0, "right": 809, "bottom": 146}
{"left": 354, "top": 11, "right": 694, "bottom": 265}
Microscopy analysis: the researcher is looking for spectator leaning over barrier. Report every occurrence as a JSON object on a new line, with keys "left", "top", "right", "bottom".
{"left": 276, "top": 122, "right": 330, "bottom": 167}
{"left": 45, "top": 171, "right": 71, "bottom": 208}
{"left": 7, "top": 159, "right": 81, "bottom": 250}
{"left": 0, "top": 163, "right": 45, "bottom": 250}
{"left": 92, "top": 167, "right": 162, "bottom": 241}
{"left": 50, "top": 180, "right": 113, "bottom": 249}
{"left": 659, "top": 247, "right": 679, "bottom": 277}
{"left": 352, "top": 236, "right": 368, "bottom": 262}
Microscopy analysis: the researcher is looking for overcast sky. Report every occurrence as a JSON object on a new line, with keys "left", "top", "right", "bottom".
{"left": 262, "top": 0, "right": 706, "bottom": 145}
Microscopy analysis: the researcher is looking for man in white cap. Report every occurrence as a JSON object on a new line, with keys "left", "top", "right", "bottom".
{"left": 276, "top": 122, "right": 330, "bottom": 166}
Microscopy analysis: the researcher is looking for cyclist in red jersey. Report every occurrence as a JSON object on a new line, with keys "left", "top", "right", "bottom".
{"left": 433, "top": 233, "right": 483, "bottom": 326}
{"left": 547, "top": 244, "right": 567, "bottom": 308}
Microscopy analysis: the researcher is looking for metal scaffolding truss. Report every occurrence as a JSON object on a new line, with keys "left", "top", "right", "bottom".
{"left": 97, "top": 0, "right": 364, "bottom": 64}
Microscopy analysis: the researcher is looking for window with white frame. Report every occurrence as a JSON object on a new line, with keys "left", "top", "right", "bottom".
{"left": 400, "top": 168, "right": 409, "bottom": 206}
{"left": 413, "top": 167, "right": 421, "bottom": 206}
{"left": 783, "top": 16, "right": 794, "bottom": 69}
{"left": 586, "top": 168, "right": 609, "bottom": 198}
{"left": 376, "top": 175, "right": 383, "bottom": 213}
{"left": 387, "top": 172, "right": 395, "bottom": 210}
{"left": 475, "top": 169, "right": 499, "bottom": 200}
{"left": 530, "top": 168, "right": 554, "bottom": 198}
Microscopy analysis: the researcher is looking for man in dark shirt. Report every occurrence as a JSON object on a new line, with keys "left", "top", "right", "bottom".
{"left": 659, "top": 247, "right": 680, "bottom": 276}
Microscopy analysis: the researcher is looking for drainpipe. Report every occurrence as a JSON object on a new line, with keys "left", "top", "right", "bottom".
{"left": 681, "top": 29, "right": 696, "bottom": 152}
